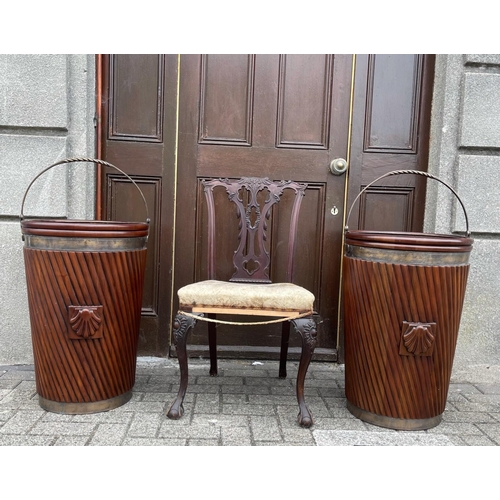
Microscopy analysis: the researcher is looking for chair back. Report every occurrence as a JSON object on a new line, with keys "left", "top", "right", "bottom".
{"left": 202, "top": 177, "right": 307, "bottom": 284}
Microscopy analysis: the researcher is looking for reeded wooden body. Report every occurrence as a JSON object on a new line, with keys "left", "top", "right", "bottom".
{"left": 343, "top": 231, "right": 472, "bottom": 430}
{"left": 22, "top": 220, "right": 148, "bottom": 414}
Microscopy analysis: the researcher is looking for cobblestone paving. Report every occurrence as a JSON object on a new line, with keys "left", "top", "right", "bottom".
{"left": 1, "top": 358, "right": 499, "bottom": 446}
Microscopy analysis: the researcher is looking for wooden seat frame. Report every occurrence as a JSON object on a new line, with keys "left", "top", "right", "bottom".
{"left": 166, "top": 177, "right": 318, "bottom": 427}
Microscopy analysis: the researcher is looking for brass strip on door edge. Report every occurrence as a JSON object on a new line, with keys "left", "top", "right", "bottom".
{"left": 168, "top": 54, "right": 182, "bottom": 346}
{"left": 336, "top": 54, "right": 356, "bottom": 352}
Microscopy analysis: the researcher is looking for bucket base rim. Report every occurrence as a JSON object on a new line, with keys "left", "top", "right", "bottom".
{"left": 38, "top": 390, "right": 133, "bottom": 415}
{"left": 347, "top": 401, "right": 442, "bottom": 431}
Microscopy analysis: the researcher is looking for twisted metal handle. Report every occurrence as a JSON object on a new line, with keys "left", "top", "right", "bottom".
{"left": 20, "top": 157, "right": 150, "bottom": 223}
{"left": 345, "top": 170, "right": 470, "bottom": 237}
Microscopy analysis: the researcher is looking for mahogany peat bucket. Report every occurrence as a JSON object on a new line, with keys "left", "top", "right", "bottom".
{"left": 343, "top": 171, "right": 473, "bottom": 430}
{"left": 20, "top": 158, "right": 149, "bottom": 414}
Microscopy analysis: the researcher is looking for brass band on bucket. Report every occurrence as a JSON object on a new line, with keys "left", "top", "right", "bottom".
{"left": 38, "top": 391, "right": 133, "bottom": 415}
{"left": 23, "top": 235, "right": 148, "bottom": 252}
{"left": 346, "top": 401, "right": 442, "bottom": 431}
{"left": 346, "top": 244, "right": 471, "bottom": 266}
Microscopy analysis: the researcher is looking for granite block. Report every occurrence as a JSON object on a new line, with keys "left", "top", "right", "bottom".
{"left": 459, "top": 72, "right": 500, "bottom": 148}
{"left": 456, "top": 155, "right": 500, "bottom": 233}
{"left": 0, "top": 55, "right": 68, "bottom": 129}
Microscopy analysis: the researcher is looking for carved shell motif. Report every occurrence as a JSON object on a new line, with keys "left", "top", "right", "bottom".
{"left": 69, "top": 306, "right": 102, "bottom": 339}
{"left": 403, "top": 322, "right": 435, "bottom": 355}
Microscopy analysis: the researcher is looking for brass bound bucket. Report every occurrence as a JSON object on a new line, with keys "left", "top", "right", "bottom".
{"left": 20, "top": 158, "right": 149, "bottom": 414}
{"left": 343, "top": 170, "right": 473, "bottom": 430}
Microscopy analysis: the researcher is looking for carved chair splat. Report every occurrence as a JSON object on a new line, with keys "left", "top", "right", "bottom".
{"left": 166, "top": 177, "right": 318, "bottom": 427}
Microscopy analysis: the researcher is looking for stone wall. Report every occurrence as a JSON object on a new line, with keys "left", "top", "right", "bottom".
{"left": 0, "top": 55, "right": 96, "bottom": 364}
{"left": 1, "top": 54, "right": 499, "bottom": 370}
{"left": 426, "top": 54, "right": 500, "bottom": 369}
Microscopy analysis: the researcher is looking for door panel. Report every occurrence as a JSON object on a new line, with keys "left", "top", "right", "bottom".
{"left": 338, "top": 54, "right": 435, "bottom": 362}
{"left": 199, "top": 54, "right": 254, "bottom": 145}
{"left": 108, "top": 55, "right": 164, "bottom": 141}
{"left": 99, "top": 54, "right": 178, "bottom": 356}
{"left": 364, "top": 55, "right": 420, "bottom": 152}
{"left": 173, "top": 54, "right": 353, "bottom": 360}
{"left": 277, "top": 54, "right": 333, "bottom": 149}
{"left": 347, "top": 54, "right": 435, "bottom": 233}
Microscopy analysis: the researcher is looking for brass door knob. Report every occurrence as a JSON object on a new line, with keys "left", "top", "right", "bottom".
{"left": 329, "top": 158, "right": 348, "bottom": 176}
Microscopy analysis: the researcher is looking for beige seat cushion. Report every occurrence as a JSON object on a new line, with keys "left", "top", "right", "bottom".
{"left": 178, "top": 280, "right": 314, "bottom": 313}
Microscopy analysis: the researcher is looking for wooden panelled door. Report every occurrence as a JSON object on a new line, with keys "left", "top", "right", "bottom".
{"left": 99, "top": 54, "right": 434, "bottom": 360}
{"left": 173, "top": 54, "right": 352, "bottom": 361}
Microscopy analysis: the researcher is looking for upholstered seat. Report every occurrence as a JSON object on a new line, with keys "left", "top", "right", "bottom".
{"left": 178, "top": 280, "right": 315, "bottom": 313}
{"left": 167, "top": 177, "right": 319, "bottom": 427}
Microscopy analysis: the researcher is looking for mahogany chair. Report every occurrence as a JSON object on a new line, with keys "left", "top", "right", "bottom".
{"left": 166, "top": 177, "right": 318, "bottom": 427}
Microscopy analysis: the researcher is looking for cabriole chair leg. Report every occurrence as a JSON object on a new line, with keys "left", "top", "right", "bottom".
{"left": 291, "top": 317, "right": 317, "bottom": 428}
{"left": 166, "top": 312, "right": 199, "bottom": 419}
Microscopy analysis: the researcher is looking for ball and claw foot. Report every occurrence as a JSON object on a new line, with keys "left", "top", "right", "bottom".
{"left": 166, "top": 402, "right": 184, "bottom": 420}
{"left": 298, "top": 407, "right": 313, "bottom": 428}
